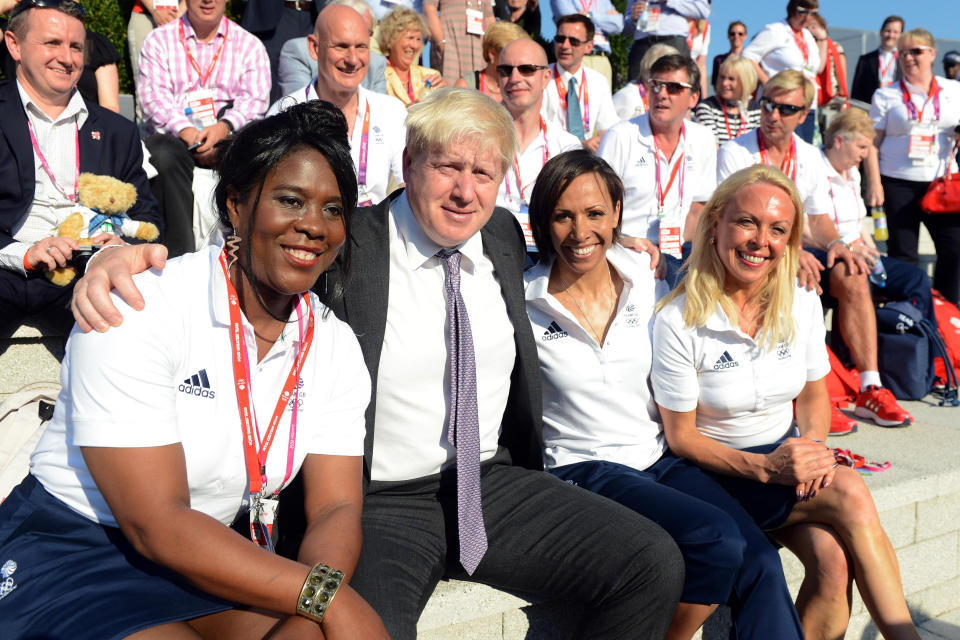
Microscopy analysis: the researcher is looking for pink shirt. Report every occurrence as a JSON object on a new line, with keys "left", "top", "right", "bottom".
{"left": 138, "top": 15, "right": 270, "bottom": 136}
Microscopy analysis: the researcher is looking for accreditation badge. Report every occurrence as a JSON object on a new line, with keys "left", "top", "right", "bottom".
{"left": 645, "top": 6, "right": 661, "bottom": 31}
{"left": 514, "top": 204, "right": 537, "bottom": 252}
{"left": 250, "top": 494, "right": 279, "bottom": 553}
{"left": 184, "top": 89, "right": 217, "bottom": 129}
{"left": 466, "top": 8, "right": 484, "bottom": 35}
{"left": 658, "top": 204, "right": 682, "bottom": 258}
{"left": 907, "top": 123, "right": 938, "bottom": 165}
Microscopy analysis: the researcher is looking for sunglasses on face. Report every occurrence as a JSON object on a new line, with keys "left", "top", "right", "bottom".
{"left": 647, "top": 79, "right": 693, "bottom": 95}
{"left": 554, "top": 34, "right": 586, "bottom": 47}
{"left": 760, "top": 97, "right": 805, "bottom": 116}
{"left": 496, "top": 64, "right": 548, "bottom": 77}
{"left": 11, "top": 0, "right": 87, "bottom": 18}
{"left": 899, "top": 46, "right": 932, "bottom": 57}
{"left": 729, "top": 31, "right": 746, "bottom": 37}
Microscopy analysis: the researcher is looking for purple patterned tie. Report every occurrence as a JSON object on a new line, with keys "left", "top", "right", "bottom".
{"left": 437, "top": 249, "right": 487, "bottom": 575}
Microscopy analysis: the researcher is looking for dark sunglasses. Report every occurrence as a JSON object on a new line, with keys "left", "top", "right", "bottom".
{"left": 10, "top": 0, "right": 86, "bottom": 18}
{"left": 554, "top": 34, "right": 586, "bottom": 47}
{"left": 647, "top": 79, "right": 693, "bottom": 95}
{"left": 496, "top": 64, "right": 548, "bottom": 77}
{"left": 729, "top": 31, "right": 746, "bottom": 37}
{"left": 899, "top": 46, "right": 932, "bottom": 57}
{"left": 760, "top": 97, "right": 805, "bottom": 116}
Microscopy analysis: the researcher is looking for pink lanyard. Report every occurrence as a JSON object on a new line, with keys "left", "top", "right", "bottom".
{"left": 900, "top": 77, "right": 941, "bottom": 122}
{"left": 577, "top": 0, "right": 595, "bottom": 14}
{"left": 652, "top": 124, "right": 686, "bottom": 217}
{"left": 555, "top": 65, "right": 590, "bottom": 134}
{"left": 506, "top": 117, "right": 548, "bottom": 201}
{"left": 28, "top": 119, "right": 79, "bottom": 203}
{"left": 356, "top": 100, "right": 371, "bottom": 187}
{"left": 879, "top": 50, "right": 898, "bottom": 86}
{"left": 720, "top": 102, "right": 746, "bottom": 140}
{"left": 828, "top": 172, "right": 860, "bottom": 230}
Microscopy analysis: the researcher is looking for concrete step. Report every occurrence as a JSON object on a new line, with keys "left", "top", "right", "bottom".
{"left": 0, "top": 325, "right": 63, "bottom": 400}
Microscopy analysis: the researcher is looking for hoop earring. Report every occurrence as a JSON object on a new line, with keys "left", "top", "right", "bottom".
{"left": 226, "top": 228, "right": 241, "bottom": 268}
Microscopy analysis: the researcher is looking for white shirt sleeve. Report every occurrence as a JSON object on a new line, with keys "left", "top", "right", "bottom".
{"left": 651, "top": 301, "right": 701, "bottom": 412}
{"left": 67, "top": 272, "right": 183, "bottom": 448}
{"left": 741, "top": 23, "right": 779, "bottom": 64}
{"left": 716, "top": 139, "right": 746, "bottom": 182}
{"left": 802, "top": 152, "right": 832, "bottom": 216}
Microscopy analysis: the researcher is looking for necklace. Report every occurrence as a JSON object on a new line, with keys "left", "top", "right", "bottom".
{"left": 558, "top": 265, "right": 617, "bottom": 345}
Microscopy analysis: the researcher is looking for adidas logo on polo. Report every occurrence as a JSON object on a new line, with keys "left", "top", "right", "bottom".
{"left": 713, "top": 351, "right": 739, "bottom": 370}
{"left": 179, "top": 369, "right": 216, "bottom": 399}
{"left": 541, "top": 321, "right": 569, "bottom": 341}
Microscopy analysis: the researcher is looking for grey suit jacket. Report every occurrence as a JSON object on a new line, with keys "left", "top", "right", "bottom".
{"left": 317, "top": 191, "right": 545, "bottom": 482}
{"left": 277, "top": 37, "right": 388, "bottom": 96}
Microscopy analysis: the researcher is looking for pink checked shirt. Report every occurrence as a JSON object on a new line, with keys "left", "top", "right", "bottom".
{"left": 138, "top": 15, "right": 270, "bottom": 136}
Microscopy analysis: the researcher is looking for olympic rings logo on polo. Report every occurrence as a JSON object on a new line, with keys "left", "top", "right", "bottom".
{"left": 713, "top": 351, "right": 739, "bottom": 370}
{"left": 178, "top": 368, "right": 217, "bottom": 399}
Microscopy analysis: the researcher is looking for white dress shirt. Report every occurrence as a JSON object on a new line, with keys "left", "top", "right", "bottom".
{"left": 598, "top": 114, "right": 717, "bottom": 243}
{"left": 0, "top": 83, "right": 89, "bottom": 274}
{"left": 821, "top": 150, "right": 867, "bottom": 244}
{"left": 267, "top": 85, "right": 407, "bottom": 206}
{"left": 541, "top": 63, "right": 619, "bottom": 140}
{"left": 371, "top": 193, "right": 516, "bottom": 481}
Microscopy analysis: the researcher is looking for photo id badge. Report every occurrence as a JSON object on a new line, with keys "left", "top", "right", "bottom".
{"left": 154, "top": 0, "right": 178, "bottom": 9}
{"left": 592, "top": 33, "right": 609, "bottom": 49}
{"left": 184, "top": 89, "right": 217, "bottom": 129}
{"left": 645, "top": 6, "right": 661, "bottom": 31}
{"left": 514, "top": 207, "right": 537, "bottom": 252}
{"left": 249, "top": 495, "right": 279, "bottom": 552}
{"left": 907, "top": 123, "right": 938, "bottom": 165}
{"left": 659, "top": 225, "right": 682, "bottom": 258}
{"left": 466, "top": 8, "right": 485, "bottom": 35}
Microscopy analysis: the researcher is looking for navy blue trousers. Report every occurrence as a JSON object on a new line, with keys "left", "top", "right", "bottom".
{"left": 551, "top": 456, "right": 804, "bottom": 640}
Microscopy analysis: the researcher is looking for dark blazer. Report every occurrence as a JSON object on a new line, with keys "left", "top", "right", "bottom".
{"left": 0, "top": 81, "right": 161, "bottom": 250}
{"left": 851, "top": 49, "right": 901, "bottom": 105}
{"left": 241, "top": 0, "right": 324, "bottom": 34}
{"left": 318, "top": 192, "right": 545, "bottom": 482}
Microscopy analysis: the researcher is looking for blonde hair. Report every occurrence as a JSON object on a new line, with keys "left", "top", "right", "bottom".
{"left": 823, "top": 107, "right": 876, "bottom": 148}
{"left": 405, "top": 88, "right": 517, "bottom": 174}
{"left": 482, "top": 21, "right": 530, "bottom": 64}
{"left": 656, "top": 165, "right": 805, "bottom": 350}
{"left": 764, "top": 69, "right": 815, "bottom": 109}
{"left": 899, "top": 28, "right": 935, "bottom": 50}
{"left": 637, "top": 43, "right": 680, "bottom": 84}
{"left": 377, "top": 6, "right": 428, "bottom": 55}
{"left": 717, "top": 55, "right": 758, "bottom": 104}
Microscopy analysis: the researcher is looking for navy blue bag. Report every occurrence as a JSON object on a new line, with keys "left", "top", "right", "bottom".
{"left": 876, "top": 301, "right": 960, "bottom": 404}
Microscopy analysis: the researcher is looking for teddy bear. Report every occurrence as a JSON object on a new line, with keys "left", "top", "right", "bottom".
{"left": 46, "top": 173, "right": 160, "bottom": 286}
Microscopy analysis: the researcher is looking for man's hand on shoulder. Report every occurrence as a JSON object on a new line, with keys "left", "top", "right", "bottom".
{"left": 71, "top": 244, "right": 167, "bottom": 333}
{"left": 582, "top": 135, "right": 603, "bottom": 152}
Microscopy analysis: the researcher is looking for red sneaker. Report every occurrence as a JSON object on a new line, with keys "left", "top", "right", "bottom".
{"left": 854, "top": 386, "right": 913, "bottom": 427}
{"left": 829, "top": 403, "right": 857, "bottom": 436}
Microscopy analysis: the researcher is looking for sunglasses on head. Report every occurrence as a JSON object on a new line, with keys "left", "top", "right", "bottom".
{"left": 647, "top": 79, "right": 693, "bottom": 95}
{"left": 794, "top": 7, "right": 812, "bottom": 15}
{"left": 899, "top": 46, "right": 932, "bottom": 57}
{"left": 496, "top": 64, "right": 548, "bottom": 77}
{"left": 554, "top": 34, "right": 586, "bottom": 47}
{"left": 10, "top": 0, "right": 86, "bottom": 18}
{"left": 760, "top": 97, "right": 805, "bottom": 116}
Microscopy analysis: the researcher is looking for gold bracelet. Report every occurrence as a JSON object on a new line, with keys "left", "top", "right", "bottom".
{"left": 296, "top": 562, "right": 344, "bottom": 624}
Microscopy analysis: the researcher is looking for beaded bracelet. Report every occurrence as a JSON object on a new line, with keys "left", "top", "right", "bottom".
{"left": 296, "top": 563, "right": 344, "bottom": 624}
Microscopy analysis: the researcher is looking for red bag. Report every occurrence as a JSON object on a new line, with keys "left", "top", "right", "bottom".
{"left": 920, "top": 141, "right": 960, "bottom": 214}
{"left": 932, "top": 289, "right": 960, "bottom": 382}
{"left": 825, "top": 345, "right": 859, "bottom": 404}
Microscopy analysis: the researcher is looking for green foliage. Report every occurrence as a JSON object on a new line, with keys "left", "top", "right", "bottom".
{"left": 609, "top": 0, "right": 629, "bottom": 90}
{"left": 84, "top": 0, "right": 135, "bottom": 92}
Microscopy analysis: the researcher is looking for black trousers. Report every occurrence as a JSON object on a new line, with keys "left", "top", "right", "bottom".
{"left": 0, "top": 270, "right": 76, "bottom": 356}
{"left": 628, "top": 35, "right": 690, "bottom": 82}
{"left": 351, "top": 463, "right": 685, "bottom": 640}
{"left": 145, "top": 134, "right": 197, "bottom": 260}
{"left": 882, "top": 174, "right": 960, "bottom": 304}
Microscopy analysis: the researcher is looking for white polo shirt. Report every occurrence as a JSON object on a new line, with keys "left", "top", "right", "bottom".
{"left": 742, "top": 20, "right": 821, "bottom": 103}
{"left": 870, "top": 76, "right": 960, "bottom": 182}
{"left": 541, "top": 63, "right": 619, "bottom": 140}
{"left": 717, "top": 130, "right": 832, "bottom": 217}
{"left": 267, "top": 84, "right": 407, "bottom": 206}
{"left": 370, "top": 193, "right": 516, "bottom": 481}
{"left": 598, "top": 114, "right": 717, "bottom": 244}
{"left": 651, "top": 285, "right": 830, "bottom": 449}
{"left": 821, "top": 149, "right": 867, "bottom": 244}
{"left": 30, "top": 244, "right": 370, "bottom": 526}
{"left": 496, "top": 121, "right": 581, "bottom": 250}
{"left": 525, "top": 246, "right": 670, "bottom": 471}
{"left": 612, "top": 82, "right": 647, "bottom": 121}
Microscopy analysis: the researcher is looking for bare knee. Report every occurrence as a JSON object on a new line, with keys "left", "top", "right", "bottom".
{"left": 824, "top": 467, "right": 879, "bottom": 530}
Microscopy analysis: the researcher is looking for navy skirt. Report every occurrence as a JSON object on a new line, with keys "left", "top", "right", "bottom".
{"left": 0, "top": 475, "right": 236, "bottom": 640}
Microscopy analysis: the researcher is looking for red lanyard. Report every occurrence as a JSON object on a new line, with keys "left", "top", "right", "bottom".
{"left": 179, "top": 18, "right": 229, "bottom": 87}
{"left": 879, "top": 50, "right": 898, "bottom": 86}
{"left": 686, "top": 21, "right": 697, "bottom": 51}
{"left": 27, "top": 119, "right": 79, "bottom": 202}
{"left": 479, "top": 69, "right": 485, "bottom": 94}
{"left": 652, "top": 125, "right": 685, "bottom": 216}
{"left": 791, "top": 27, "right": 809, "bottom": 64}
{"left": 506, "top": 117, "right": 548, "bottom": 201}
{"left": 720, "top": 102, "right": 746, "bottom": 141}
{"left": 355, "top": 100, "right": 371, "bottom": 187}
{"left": 828, "top": 170, "right": 859, "bottom": 229}
{"left": 555, "top": 65, "right": 590, "bottom": 134}
{"left": 218, "top": 251, "right": 314, "bottom": 500}
{"left": 757, "top": 129, "right": 797, "bottom": 182}
{"left": 577, "top": 0, "right": 595, "bottom": 14}
{"left": 899, "top": 77, "right": 940, "bottom": 122}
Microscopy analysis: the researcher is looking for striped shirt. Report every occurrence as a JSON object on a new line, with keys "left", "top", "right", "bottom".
{"left": 138, "top": 15, "right": 270, "bottom": 136}
{"left": 693, "top": 96, "right": 761, "bottom": 147}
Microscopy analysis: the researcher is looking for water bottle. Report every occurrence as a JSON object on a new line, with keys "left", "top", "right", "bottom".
{"left": 638, "top": 1, "right": 649, "bottom": 30}
{"left": 869, "top": 257, "right": 888, "bottom": 288}
{"left": 184, "top": 106, "right": 205, "bottom": 131}
{"left": 872, "top": 206, "right": 889, "bottom": 242}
